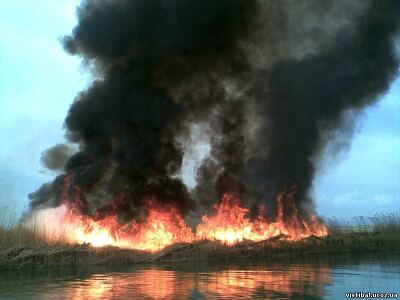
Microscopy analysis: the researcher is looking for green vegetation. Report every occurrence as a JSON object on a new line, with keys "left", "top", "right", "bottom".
{"left": 323, "top": 213, "right": 400, "bottom": 252}
{"left": 0, "top": 208, "right": 399, "bottom": 270}
{"left": 327, "top": 213, "right": 400, "bottom": 235}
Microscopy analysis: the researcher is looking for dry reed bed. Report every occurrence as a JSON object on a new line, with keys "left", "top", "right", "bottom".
{"left": 0, "top": 209, "right": 399, "bottom": 269}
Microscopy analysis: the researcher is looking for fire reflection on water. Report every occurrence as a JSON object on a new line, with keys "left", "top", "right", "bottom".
{"left": 198, "top": 267, "right": 331, "bottom": 299}
{"left": 52, "top": 265, "right": 331, "bottom": 299}
{"left": 69, "top": 270, "right": 193, "bottom": 300}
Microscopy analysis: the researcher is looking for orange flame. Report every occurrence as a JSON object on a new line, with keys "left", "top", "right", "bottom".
{"left": 196, "top": 193, "right": 328, "bottom": 245}
{"left": 196, "top": 194, "right": 280, "bottom": 244}
{"left": 29, "top": 179, "right": 327, "bottom": 252}
{"left": 32, "top": 200, "right": 194, "bottom": 252}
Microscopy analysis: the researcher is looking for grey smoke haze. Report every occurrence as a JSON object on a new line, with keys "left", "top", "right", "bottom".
{"left": 41, "top": 144, "right": 75, "bottom": 171}
{"left": 242, "top": 0, "right": 400, "bottom": 215}
{"left": 29, "top": 0, "right": 400, "bottom": 224}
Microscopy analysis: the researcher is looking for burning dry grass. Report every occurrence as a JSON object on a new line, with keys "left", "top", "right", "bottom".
{"left": 0, "top": 208, "right": 152, "bottom": 269}
{"left": 12, "top": 192, "right": 328, "bottom": 252}
{"left": 0, "top": 209, "right": 399, "bottom": 270}
{"left": 155, "top": 215, "right": 400, "bottom": 263}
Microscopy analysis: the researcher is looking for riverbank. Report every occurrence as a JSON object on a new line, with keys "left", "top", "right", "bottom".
{"left": 1, "top": 247, "right": 399, "bottom": 300}
{"left": 1, "top": 228, "right": 399, "bottom": 270}
{"left": 1, "top": 212, "right": 399, "bottom": 269}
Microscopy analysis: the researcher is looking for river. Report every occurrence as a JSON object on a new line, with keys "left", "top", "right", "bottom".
{"left": 0, "top": 253, "right": 399, "bottom": 299}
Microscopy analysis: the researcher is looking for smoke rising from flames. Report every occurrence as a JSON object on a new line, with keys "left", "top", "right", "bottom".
{"left": 28, "top": 0, "right": 400, "bottom": 249}
{"left": 30, "top": 176, "right": 327, "bottom": 251}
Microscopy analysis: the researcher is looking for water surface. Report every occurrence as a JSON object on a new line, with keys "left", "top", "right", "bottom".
{"left": 0, "top": 254, "right": 399, "bottom": 299}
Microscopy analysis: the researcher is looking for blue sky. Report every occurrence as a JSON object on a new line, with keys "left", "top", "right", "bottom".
{"left": 0, "top": 0, "right": 399, "bottom": 219}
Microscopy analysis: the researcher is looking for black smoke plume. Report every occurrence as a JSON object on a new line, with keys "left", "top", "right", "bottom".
{"left": 30, "top": 0, "right": 257, "bottom": 221}
{"left": 243, "top": 0, "right": 400, "bottom": 216}
{"left": 30, "top": 0, "right": 400, "bottom": 224}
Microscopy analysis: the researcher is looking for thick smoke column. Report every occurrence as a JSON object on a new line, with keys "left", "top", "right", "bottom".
{"left": 29, "top": 0, "right": 400, "bottom": 224}
{"left": 29, "top": 0, "right": 257, "bottom": 221}
{"left": 244, "top": 0, "right": 400, "bottom": 215}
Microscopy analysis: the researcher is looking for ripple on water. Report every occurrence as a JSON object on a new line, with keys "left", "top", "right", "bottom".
{"left": 0, "top": 255, "right": 399, "bottom": 299}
